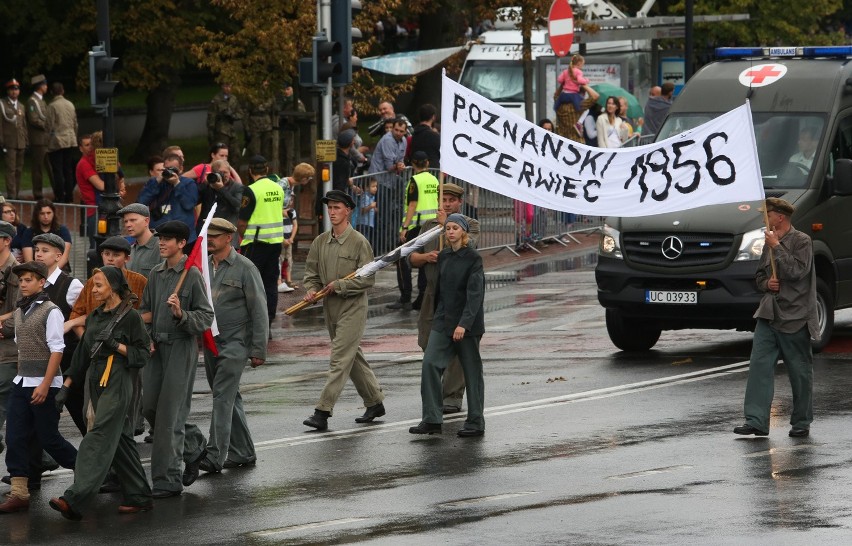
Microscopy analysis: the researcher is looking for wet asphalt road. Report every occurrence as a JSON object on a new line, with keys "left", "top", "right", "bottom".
{"left": 5, "top": 249, "right": 852, "bottom": 544}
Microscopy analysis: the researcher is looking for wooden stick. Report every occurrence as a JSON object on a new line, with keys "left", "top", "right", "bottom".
{"left": 172, "top": 268, "right": 190, "bottom": 296}
{"left": 439, "top": 172, "right": 445, "bottom": 251}
{"left": 285, "top": 272, "right": 357, "bottom": 316}
{"left": 761, "top": 204, "right": 777, "bottom": 279}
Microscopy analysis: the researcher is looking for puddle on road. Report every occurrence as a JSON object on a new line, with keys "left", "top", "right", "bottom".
{"left": 485, "top": 252, "right": 598, "bottom": 290}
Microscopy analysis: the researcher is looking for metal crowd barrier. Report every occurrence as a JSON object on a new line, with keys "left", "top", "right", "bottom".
{"left": 347, "top": 168, "right": 604, "bottom": 258}
{"left": 8, "top": 200, "right": 97, "bottom": 281}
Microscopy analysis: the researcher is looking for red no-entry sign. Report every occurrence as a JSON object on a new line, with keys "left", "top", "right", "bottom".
{"left": 548, "top": 0, "right": 574, "bottom": 57}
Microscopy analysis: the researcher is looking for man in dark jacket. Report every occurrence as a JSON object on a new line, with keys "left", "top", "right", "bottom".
{"left": 408, "top": 104, "right": 440, "bottom": 169}
{"left": 642, "top": 82, "right": 674, "bottom": 137}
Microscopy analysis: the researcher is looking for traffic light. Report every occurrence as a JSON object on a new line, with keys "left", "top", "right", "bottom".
{"left": 88, "top": 45, "right": 120, "bottom": 112}
{"left": 312, "top": 36, "right": 342, "bottom": 84}
{"left": 330, "top": 0, "right": 363, "bottom": 87}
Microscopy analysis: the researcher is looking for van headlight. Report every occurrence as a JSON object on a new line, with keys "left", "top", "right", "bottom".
{"left": 599, "top": 224, "right": 623, "bottom": 259}
{"left": 735, "top": 227, "right": 766, "bottom": 261}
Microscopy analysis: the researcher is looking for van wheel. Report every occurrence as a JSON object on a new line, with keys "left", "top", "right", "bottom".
{"left": 812, "top": 277, "right": 834, "bottom": 353}
{"left": 605, "top": 309, "right": 661, "bottom": 352}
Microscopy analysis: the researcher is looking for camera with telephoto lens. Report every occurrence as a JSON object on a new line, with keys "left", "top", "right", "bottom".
{"left": 161, "top": 166, "right": 179, "bottom": 180}
{"left": 206, "top": 172, "right": 223, "bottom": 185}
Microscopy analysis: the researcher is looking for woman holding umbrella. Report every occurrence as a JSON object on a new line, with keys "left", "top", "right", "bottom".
{"left": 596, "top": 96, "right": 626, "bottom": 148}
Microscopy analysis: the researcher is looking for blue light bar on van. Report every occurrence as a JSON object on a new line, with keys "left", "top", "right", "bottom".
{"left": 716, "top": 46, "right": 852, "bottom": 59}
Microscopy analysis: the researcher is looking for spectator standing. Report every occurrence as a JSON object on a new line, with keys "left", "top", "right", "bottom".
{"left": 0, "top": 79, "right": 27, "bottom": 199}
{"left": 195, "top": 159, "right": 243, "bottom": 238}
{"left": 183, "top": 142, "right": 242, "bottom": 186}
{"left": 642, "top": 82, "right": 674, "bottom": 137}
{"left": 45, "top": 83, "right": 78, "bottom": 204}
{"left": 137, "top": 153, "right": 199, "bottom": 250}
{"left": 367, "top": 118, "right": 408, "bottom": 253}
{"left": 357, "top": 179, "right": 378, "bottom": 250}
{"left": 26, "top": 75, "right": 50, "bottom": 200}
{"left": 331, "top": 97, "right": 354, "bottom": 138}
{"left": 246, "top": 82, "right": 274, "bottom": 160}
{"left": 21, "top": 199, "right": 73, "bottom": 270}
{"left": 409, "top": 104, "right": 441, "bottom": 169}
{"left": 2, "top": 202, "right": 25, "bottom": 262}
{"left": 596, "top": 96, "right": 625, "bottom": 148}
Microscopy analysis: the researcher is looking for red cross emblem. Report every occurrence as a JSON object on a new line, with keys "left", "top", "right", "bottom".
{"left": 738, "top": 63, "right": 787, "bottom": 88}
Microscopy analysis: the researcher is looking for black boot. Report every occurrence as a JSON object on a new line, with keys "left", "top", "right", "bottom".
{"left": 303, "top": 410, "right": 330, "bottom": 430}
{"left": 409, "top": 422, "right": 442, "bottom": 435}
{"left": 355, "top": 403, "right": 386, "bottom": 423}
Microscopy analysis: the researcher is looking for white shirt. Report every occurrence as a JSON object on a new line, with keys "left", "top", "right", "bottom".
{"left": 13, "top": 302, "right": 65, "bottom": 388}
{"left": 46, "top": 267, "right": 84, "bottom": 308}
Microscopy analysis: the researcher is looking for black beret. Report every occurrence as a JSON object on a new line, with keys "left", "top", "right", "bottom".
{"left": 99, "top": 236, "right": 132, "bottom": 255}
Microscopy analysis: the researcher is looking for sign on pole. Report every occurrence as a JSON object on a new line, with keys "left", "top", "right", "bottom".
{"left": 548, "top": 0, "right": 574, "bottom": 57}
{"left": 316, "top": 140, "right": 337, "bottom": 162}
{"left": 95, "top": 147, "right": 119, "bottom": 173}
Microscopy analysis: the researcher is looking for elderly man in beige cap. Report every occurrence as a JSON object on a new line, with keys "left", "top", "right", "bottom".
{"left": 188, "top": 218, "right": 268, "bottom": 478}
{"left": 409, "top": 182, "right": 480, "bottom": 415}
{"left": 26, "top": 75, "right": 50, "bottom": 199}
{"left": 734, "top": 197, "right": 818, "bottom": 438}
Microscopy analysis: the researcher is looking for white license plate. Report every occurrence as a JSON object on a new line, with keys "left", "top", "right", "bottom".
{"left": 645, "top": 290, "right": 698, "bottom": 304}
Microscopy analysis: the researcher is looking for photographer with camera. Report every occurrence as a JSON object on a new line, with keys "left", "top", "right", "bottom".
{"left": 197, "top": 159, "right": 243, "bottom": 248}
{"left": 137, "top": 153, "right": 199, "bottom": 252}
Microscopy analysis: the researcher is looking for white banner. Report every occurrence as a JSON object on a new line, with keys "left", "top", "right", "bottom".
{"left": 440, "top": 74, "right": 765, "bottom": 217}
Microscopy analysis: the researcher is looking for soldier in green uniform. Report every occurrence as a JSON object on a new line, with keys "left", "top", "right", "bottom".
{"left": 26, "top": 75, "right": 49, "bottom": 200}
{"left": 207, "top": 83, "right": 242, "bottom": 165}
{"left": 0, "top": 79, "right": 27, "bottom": 199}
{"left": 302, "top": 190, "right": 386, "bottom": 431}
{"left": 246, "top": 81, "right": 274, "bottom": 160}
{"left": 192, "top": 219, "right": 267, "bottom": 475}
{"left": 409, "top": 183, "right": 480, "bottom": 415}
{"left": 138, "top": 221, "right": 213, "bottom": 498}
{"left": 49, "top": 266, "right": 152, "bottom": 520}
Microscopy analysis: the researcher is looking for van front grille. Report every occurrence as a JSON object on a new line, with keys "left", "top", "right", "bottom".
{"left": 623, "top": 232, "right": 734, "bottom": 267}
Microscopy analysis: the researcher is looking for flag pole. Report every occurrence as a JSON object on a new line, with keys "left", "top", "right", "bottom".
{"left": 285, "top": 272, "right": 356, "bottom": 315}
{"left": 761, "top": 204, "right": 777, "bottom": 279}
{"left": 438, "top": 172, "right": 444, "bottom": 251}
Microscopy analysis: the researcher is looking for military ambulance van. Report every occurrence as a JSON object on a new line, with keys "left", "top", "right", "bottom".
{"left": 596, "top": 46, "right": 852, "bottom": 352}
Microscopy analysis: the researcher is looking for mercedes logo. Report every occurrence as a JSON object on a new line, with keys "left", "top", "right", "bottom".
{"left": 661, "top": 236, "right": 684, "bottom": 260}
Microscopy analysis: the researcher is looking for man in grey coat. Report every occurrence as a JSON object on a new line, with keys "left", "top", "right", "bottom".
{"left": 46, "top": 82, "right": 78, "bottom": 204}
{"left": 193, "top": 219, "right": 268, "bottom": 475}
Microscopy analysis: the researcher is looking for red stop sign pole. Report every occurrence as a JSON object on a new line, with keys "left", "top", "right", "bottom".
{"left": 548, "top": 0, "right": 574, "bottom": 57}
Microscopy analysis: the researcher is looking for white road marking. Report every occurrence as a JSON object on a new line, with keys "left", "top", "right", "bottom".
{"left": 438, "top": 491, "right": 538, "bottom": 507}
{"left": 247, "top": 517, "right": 368, "bottom": 538}
{"left": 607, "top": 465, "right": 694, "bottom": 480}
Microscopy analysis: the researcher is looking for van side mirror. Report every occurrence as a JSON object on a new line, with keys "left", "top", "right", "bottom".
{"left": 834, "top": 159, "right": 852, "bottom": 196}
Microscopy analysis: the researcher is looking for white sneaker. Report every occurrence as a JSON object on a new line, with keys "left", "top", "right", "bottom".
{"left": 277, "top": 282, "right": 295, "bottom": 293}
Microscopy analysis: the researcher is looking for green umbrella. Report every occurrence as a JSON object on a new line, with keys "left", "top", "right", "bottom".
{"left": 591, "top": 83, "right": 643, "bottom": 120}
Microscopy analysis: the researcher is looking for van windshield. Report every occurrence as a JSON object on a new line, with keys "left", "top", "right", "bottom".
{"left": 658, "top": 114, "right": 824, "bottom": 190}
{"left": 459, "top": 61, "right": 534, "bottom": 103}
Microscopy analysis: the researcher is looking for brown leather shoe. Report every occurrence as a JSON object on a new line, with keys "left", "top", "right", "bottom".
{"left": 118, "top": 503, "right": 153, "bottom": 514}
{"left": 0, "top": 495, "right": 29, "bottom": 513}
{"left": 49, "top": 497, "right": 82, "bottom": 521}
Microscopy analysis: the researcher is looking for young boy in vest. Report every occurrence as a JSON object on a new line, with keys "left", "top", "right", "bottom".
{"left": 0, "top": 261, "right": 77, "bottom": 513}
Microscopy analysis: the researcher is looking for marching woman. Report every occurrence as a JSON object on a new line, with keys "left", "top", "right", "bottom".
{"left": 49, "top": 266, "right": 152, "bottom": 520}
{"left": 410, "top": 214, "right": 486, "bottom": 437}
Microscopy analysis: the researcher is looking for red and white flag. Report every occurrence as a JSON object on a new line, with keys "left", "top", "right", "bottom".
{"left": 185, "top": 204, "right": 220, "bottom": 355}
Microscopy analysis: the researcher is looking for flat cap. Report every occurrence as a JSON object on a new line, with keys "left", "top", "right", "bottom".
{"left": 337, "top": 129, "right": 356, "bottom": 148}
{"left": 155, "top": 220, "right": 190, "bottom": 241}
{"left": 760, "top": 197, "right": 795, "bottom": 216}
{"left": 117, "top": 203, "right": 150, "bottom": 218}
{"left": 441, "top": 183, "right": 464, "bottom": 198}
{"left": 207, "top": 218, "right": 237, "bottom": 235}
{"left": 99, "top": 236, "right": 132, "bottom": 255}
{"left": 411, "top": 150, "right": 429, "bottom": 162}
{"left": 0, "top": 221, "right": 15, "bottom": 239}
{"left": 13, "top": 261, "right": 48, "bottom": 280}
{"left": 32, "top": 232, "right": 65, "bottom": 251}
{"left": 31, "top": 74, "right": 46, "bottom": 87}
{"left": 248, "top": 155, "right": 268, "bottom": 167}
{"left": 321, "top": 189, "right": 355, "bottom": 209}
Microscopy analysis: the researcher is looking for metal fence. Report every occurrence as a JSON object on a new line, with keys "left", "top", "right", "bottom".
{"left": 347, "top": 168, "right": 604, "bottom": 258}
{"left": 7, "top": 200, "right": 97, "bottom": 281}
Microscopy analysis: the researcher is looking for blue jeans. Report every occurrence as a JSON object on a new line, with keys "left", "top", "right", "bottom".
{"left": 5, "top": 382, "right": 77, "bottom": 477}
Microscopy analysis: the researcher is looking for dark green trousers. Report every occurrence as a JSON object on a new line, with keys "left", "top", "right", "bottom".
{"left": 421, "top": 332, "right": 485, "bottom": 431}
{"left": 744, "top": 319, "right": 814, "bottom": 433}
{"left": 63, "top": 362, "right": 151, "bottom": 511}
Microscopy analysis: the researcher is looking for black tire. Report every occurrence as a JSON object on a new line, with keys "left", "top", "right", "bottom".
{"left": 605, "top": 308, "right": 662, "bottom": 352}
{"left": 811, "top": 277, "right": 834, "bottom": 353}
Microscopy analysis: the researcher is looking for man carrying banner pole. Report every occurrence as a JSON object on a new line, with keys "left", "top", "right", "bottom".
{"left": 301, "top": 190, "right": 386, "bottom": 431}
